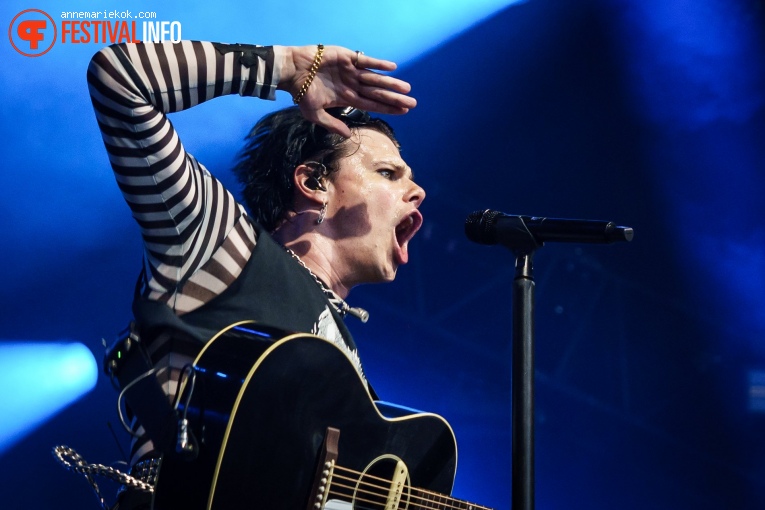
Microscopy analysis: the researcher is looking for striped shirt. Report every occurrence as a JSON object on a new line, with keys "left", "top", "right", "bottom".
{"left": 87, "top": 41, "right": 285, "bottom": 314}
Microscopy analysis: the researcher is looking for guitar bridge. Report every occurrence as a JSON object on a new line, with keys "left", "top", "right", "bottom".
{"left": 306, "top": 427, "right": 340, "bottom": 510}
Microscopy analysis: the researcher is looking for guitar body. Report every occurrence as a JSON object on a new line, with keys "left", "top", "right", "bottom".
{"left": 153, "top": 323, "right": 458, "bottom": 510}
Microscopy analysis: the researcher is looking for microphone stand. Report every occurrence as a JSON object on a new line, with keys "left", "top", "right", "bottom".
{"left": 464, "top": 210, "right": 633, "bottom": 510}
{"left": 511, "top": 246, "right": 537, "bottom": 510}
{"left": 510, "top": 240, "right": 630, "bottom": 510}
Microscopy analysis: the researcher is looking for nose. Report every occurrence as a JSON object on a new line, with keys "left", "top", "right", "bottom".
{"left": 406, "top": 180, "right": 426, "bottom": 207}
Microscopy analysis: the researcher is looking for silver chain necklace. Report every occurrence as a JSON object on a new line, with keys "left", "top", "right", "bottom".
{"left": 283, "top": 247, "right": 369, "bottom": 323}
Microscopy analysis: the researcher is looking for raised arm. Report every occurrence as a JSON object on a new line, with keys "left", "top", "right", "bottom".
{"left": 88, "top": 41, "right": 284, "bottom": 312}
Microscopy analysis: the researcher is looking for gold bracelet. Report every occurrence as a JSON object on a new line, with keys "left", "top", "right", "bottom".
{"left": 292, "top": 44, "right": 324, "bottom": 105}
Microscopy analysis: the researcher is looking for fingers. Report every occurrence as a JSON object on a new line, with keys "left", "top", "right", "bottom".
{"left": 316, "top": 47, "right": 416, "bottom": 108}
{"left": 350, "top": 71, "right": 417, "bottom": 111}
{"left": 354, "top": 53, "right": 397, "bottom": 73}
{"left": 357, "top": 69, "right": 412, "bottom": 94}
{"left": 353, "top": 87, "right": 416, "bottom": 114}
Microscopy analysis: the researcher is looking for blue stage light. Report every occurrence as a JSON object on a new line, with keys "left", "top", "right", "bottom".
{"left": 0, "top": 342, "right": 98, "bottom": 455}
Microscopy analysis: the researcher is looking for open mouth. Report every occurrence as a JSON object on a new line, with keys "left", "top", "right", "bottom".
{"left": 394, "top": 210, "right": 424, "bottom": 265}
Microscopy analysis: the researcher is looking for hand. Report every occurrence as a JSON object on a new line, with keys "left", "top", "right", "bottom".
{"left": 281, "top": 45, "right": 417, "bottom": 137}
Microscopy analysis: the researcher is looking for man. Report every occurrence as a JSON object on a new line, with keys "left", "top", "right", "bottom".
{"left": 88, "top": 40, "right": 423, "bottom": 508}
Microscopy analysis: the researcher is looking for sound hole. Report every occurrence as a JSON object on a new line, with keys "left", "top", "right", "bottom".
{"left": 326, "top": 454, "right": 411, "bottom": 510}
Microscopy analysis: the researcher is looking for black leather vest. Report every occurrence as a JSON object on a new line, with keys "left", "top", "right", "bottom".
{"left": 132, "top": 222, "right": 356, "bottom": 352}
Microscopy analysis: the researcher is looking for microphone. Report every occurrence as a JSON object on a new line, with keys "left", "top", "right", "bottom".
{"left": 465, "top": 209, "right": 633, "bottom": 248}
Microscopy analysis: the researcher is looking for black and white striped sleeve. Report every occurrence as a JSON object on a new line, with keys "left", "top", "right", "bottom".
{"left": 87, "top": 41, "right": 284, "bottom": 313}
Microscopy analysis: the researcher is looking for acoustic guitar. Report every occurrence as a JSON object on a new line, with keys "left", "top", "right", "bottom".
{"left": 149, "top": 321, "right": 493, "bottom": 510}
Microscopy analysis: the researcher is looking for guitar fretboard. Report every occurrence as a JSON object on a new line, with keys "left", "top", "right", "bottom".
{"left": 411, "top": 487, "right": 493, "bottom": 510}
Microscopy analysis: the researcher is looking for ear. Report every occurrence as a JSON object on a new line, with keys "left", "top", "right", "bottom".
{"left": 293, "top": 164, "right": 327, "bottom": 205}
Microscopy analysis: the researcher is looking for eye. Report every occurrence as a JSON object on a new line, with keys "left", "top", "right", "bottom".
{"left": 378, "top": 169, "right": 395, "bottom": 180}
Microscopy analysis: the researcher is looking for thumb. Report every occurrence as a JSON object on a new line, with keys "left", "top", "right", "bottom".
{"left": 306, "top": 108, "right": 352, "bottom": 138}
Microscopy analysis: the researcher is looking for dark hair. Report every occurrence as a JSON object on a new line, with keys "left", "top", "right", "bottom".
{"left": 233, "top": 106, "right": 399, "bottom": 232}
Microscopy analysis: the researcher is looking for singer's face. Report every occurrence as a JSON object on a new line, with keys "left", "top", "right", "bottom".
{"left": 322, "top": 128, "right": 425, "bottom": 285}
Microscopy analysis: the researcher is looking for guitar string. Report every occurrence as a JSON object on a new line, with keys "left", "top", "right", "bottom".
{"left": 327, "top": 478, "right": 397, "bottom": 508}
{"left": 327, "top": 485, "right": 452, "bottom": 510}
{"left": 327, "top": 479, "right": 425, "bottom": 510}
{"left": 326, "top": 486, "right": 482, "bottom": 510}
{"left": 326, "top": 488, "right": 387, "bottom": 508}
{"left": 335, "top": 466, "right": 491, "bottom": 510}
{"left": 330, "top": 467, "right": 483, "bottom": 510}
{"left": 329, "top": 465, "right": 492, "bottom": 510}
{"left": 331, "top": 464, "right": 468, "bottom": 505}
{"left": 327, "top": 470, "right": 490, "bottom": 510}
{"left": 332, "top": 472, "right": 390, "bottom": 492}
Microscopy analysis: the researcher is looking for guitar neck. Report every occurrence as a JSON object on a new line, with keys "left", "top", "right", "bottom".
{"left": 410, "top": 486, "right": 493, "bottom": 510}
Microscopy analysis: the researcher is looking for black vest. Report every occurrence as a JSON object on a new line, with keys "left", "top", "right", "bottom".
{"left": 132, "top": 222, "right": 357, "bottom": 352}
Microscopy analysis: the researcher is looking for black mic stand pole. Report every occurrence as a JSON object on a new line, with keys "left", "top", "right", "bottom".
{"left": 511, "top": 246, "right": 536, "bottom": 510}
{"left": 464, "top": 209, "right": 633, "bottom": 510}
